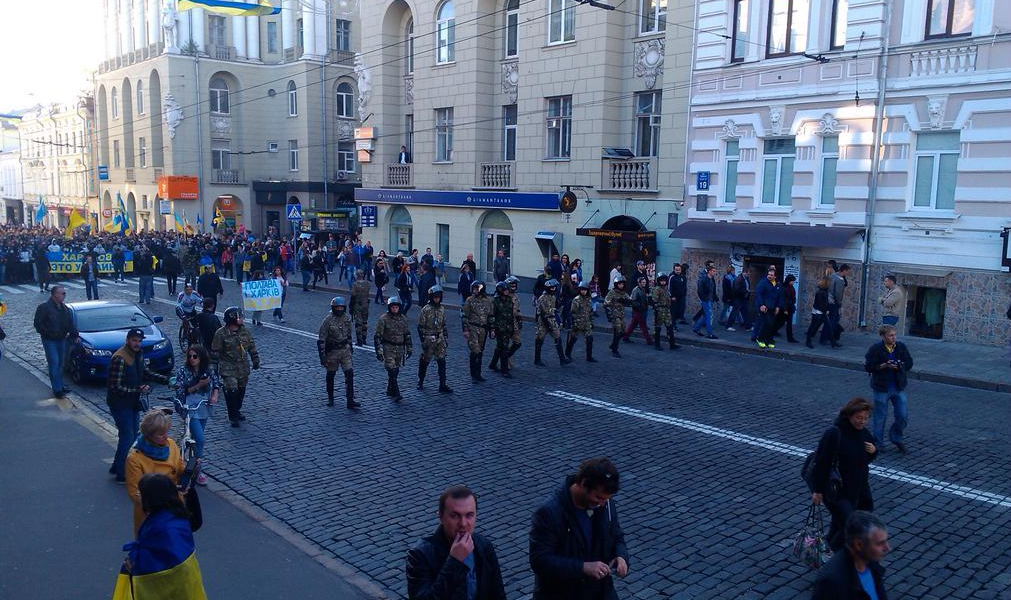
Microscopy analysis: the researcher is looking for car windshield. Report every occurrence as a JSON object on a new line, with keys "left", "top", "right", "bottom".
{"left": 75, "top": 306, "right": 153, "bottom": 332}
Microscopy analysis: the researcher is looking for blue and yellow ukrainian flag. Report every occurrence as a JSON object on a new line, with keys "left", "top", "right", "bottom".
{"left": 212, "top": 205, "right": 225, "bottom": 229}
{"left": 116, "top": 193, "right": 134, "bottom": 236}
{"left": 178, "top": 0, "right": 279, "bottom": 16}
{"left": 111, "top": 513, "right": 207, "bottom": 600}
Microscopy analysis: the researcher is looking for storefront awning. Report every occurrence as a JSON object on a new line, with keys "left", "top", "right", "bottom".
{"left": 669, "top": 221, "right": 863, "bottom": 248}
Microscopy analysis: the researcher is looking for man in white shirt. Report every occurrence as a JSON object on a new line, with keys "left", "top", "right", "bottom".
{"left": 398, "top": 145, "right": 412, "bottom": 164}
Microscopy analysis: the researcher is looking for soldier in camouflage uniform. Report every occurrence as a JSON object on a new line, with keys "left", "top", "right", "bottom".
{"left": 604, "top": 275, "right": 631, "bottom": 358}
{"left": 505, "top": 275, "right": 523, "bottom": 369}
{"left": 462, "top": 281, "right": 492, "bottom": 383}
{"left": 488, "top": 281, "right": 516, "bottom": 378}
{"left": 416, "top": 285, "right": 453, "bottom": 393}
{"left": 349, "top": 269, "right": 372, "bottom": 346}
{"left": 374, "top": 296, "right": 412, "bottom": 401}
{"left": 211, "top": 306, "right": 260, "bottom": 427}
{"left": 565, "top": 281, "right": 597, "bottom": 362}
{"left": 317, "top": 296, "right": 360, "bottom": 409}
{"left": 534, "top": 279, "right": 571, "bottom": 367}
{"left": 651, "top": 272, "right": 680, "bottom": 351}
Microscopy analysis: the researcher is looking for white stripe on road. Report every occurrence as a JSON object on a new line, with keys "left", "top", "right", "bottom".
{"left": 546, "top": 390, "right": 1011, "bottom": 509}
{"left": 18, "top": 285, "right": 40, "bottom": 293}
{"left": 60, "top": 281, "right": 84, "bottom": 289}
{"left": 0, "top": 285, "right": 25, "bottom": 294}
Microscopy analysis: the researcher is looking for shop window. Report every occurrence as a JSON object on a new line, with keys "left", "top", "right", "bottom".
{"left": 906, "top": 285, "right": 946, "bottom": 339}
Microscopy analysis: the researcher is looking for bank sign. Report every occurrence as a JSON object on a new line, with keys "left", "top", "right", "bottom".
{"left": 355, "top": 188, "right": 560, "bottom": 211}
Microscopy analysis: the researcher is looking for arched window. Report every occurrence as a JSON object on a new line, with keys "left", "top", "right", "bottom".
{"left": 336, "top": 82, "right": 354, "bottom": 118}
{"left": 406, "top": 19, "right": 415, "bottom": 74}
{"left": 111, "top": 88, "right": 119, "bottom": 119}
{"left": 287, "top": 81, "right": 298, "bottom": 117}
{"left": 136, "top": 80, "right": 144, "bottom": 114}
{"left": 210, "top": 77, "right": 229, "bottom": 114}
{"left": 505, "top": 0, "right": 519, "bottom": 57}
{"left": 436, "top": 1, "right": 455, "bottom": 64}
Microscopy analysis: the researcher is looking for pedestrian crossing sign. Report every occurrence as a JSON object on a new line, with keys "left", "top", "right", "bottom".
{"left": 286, "top": 204, "right": 303, "bottom": 221}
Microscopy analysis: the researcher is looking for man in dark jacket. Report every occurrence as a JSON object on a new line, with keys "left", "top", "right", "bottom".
{"left": 492, "top": 249, "right": 510, "bottom": 283}
{"left": 134, "top": 245, "right": 154, "bottom": 305}
{"left": 863, "top": 325, "right": 914, "bottom": 454}
{"left": 197, "top": 266, "right": 225, "bottom": 313}
{"left": 812, "top": 511, "right": 890, "bottom": 600}
{"left": 529, "top": 458, "right": 629, "bottom": 600}
{"left": 162, "top": 251, "right": 182, "bottom": 296}
{"left": 667, "top": 265, "right": 688, "bottom": 325}
{"left": 405, "top": 485, "right": 506, "bottom": 600}
{"left": 753, "top": 267, "right": 781, "bottom": 348}
{"left": 622, "top": 276, "right": 652, "bottom": 345}
{"left": 196, "top": 297, "right": 223, "bottom": 351}
{"left": 33, "top": 286, "right": 79, "bottom": 398}
{"left": 418, "top": 262, "right": 438, "bottom": 307}
{"left": 728, "top": 268, "right": 751, "bottom": 330}
{"left": 691, "top": 265, "right": 719, "bottom": 339}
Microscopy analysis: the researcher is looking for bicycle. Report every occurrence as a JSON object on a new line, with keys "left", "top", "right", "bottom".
{"left": 169, "top": 396, "right": 209, "bottom": 489}
{"left": 176, "top": 309, "right": 200, "bottom": 352}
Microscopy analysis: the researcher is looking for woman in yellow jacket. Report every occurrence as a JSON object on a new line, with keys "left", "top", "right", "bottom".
{"left": 126, "top": 410, "right": 184, "bottom": 535}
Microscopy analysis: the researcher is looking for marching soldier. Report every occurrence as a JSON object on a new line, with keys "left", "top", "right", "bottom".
{"left": 505, "top": 275, "right": 523, "bottom": 368}
{"left": 565, "top": 281, "right": 597, "bottom": 362}
{"left": 318, "top": 296, "right": 360, "bottom": 409}
{"left": 604, "top": 275, "right": 631, "bottom": 358}
{"left": 349, "top": 269, "right": 372, "bottom": 346}
{"left": 535, "top": 279, "right": 571, "bottom": 367}
{"left": 651, "top": 272, "right": 680, "bottom": 351}
{"left": 417, "top": 285, "right": 453, "bottom": 393}
{"left": 488, "top": 281, "right": 515, "bottom": 378}
{"left": 211, "top": 306, "right": 260, "bottom": 427}
{"left": 374, "top": 296, "right": 412, "bottom": 402}
{"left": 462, "top": 281, "right": 492, "bottom": 383}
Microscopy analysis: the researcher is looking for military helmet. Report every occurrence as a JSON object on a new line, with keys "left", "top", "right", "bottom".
{"left": 495, "top": 281, "right": 509, "bottom": 293}
{"left": 656, "top": 271, "right": 668, "bottom": 281}
{"left": 505, "top": 275, "right": 520, "bottom": 286}
{"left": 614, "top": 274, "right": 627, "bottom": 284}
{"left": 331, "top": 296, "right": 346, "bottom": 307}
{"left": 223, "top": 306, "right": 243, "bottom": 325}
{"left": 356, "top": 269, "right": 366, "bottom": 279}
{"left": 471, "top": 280, "right": 485, "bottom": 293}
{"left": 387, "top": 296, "right": 402, "bottom": 308}
{"left": 578, "top": 281, "right": 590, "bottom": 290}
{"left": 428, "top": 285, "right": 444, "bottom": 296}
{"left": 545, "top": 278, "right": 559, "bottom": 288}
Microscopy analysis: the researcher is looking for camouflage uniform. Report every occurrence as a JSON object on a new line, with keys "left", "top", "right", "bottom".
{"left": 506, "top": 276, "right": 523, "bottom": 369}
{"left": 565, "top": 289, "right": 596, "bottom": 362}
{"left": 211, "top": 324, "right": 260, "bottom": 422}
{"left": 462, "top": 290, "right": 492, "bottom": 381}
{"left": 651, "top": 279, "right": 679, "bottom": 350}
{"left": 374, "top": 309, "right": 412, "bottom": 400}
{"left": 417, "top": 299, "right": 452, "bottom": 392}
{"left": 534, "top": 286, "right": 570, "bottom": 366}
{"left": 350, "top": 276, "right": 372, "bottom": 346}
{"left": 604, "top": 285, "right": 631, "bottom": 357}
{"left": 318, "top": 310, "right": 357, "bottom": 407}
{"left": 488, "top": 291, "right": 516, "bottom": 377}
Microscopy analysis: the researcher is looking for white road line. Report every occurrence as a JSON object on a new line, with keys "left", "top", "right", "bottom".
{"left": 546, "top": 390, "right": 1011, "bottom": 509}
{"left": 61, "top": 281, "right": 84, "bottom": 289}
{"left": 18, "top": 285, "right": 40, "bottom": 293}
{"left": 0, "top": 285, "right": 25, "bottom": 294}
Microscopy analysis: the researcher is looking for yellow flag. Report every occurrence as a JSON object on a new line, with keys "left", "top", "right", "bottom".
{"left": 66, "top": 209, "right": 86, "bottom": 238}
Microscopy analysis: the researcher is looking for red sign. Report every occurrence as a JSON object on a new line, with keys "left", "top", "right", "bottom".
{"left": 102, "top": 208, "right": 113, "bottom": 218}
{"left": 217, "top": 196, "right": 235, "bottom": 210}
{"left": 157, "top": 176, "right": 199, "bottom": 200}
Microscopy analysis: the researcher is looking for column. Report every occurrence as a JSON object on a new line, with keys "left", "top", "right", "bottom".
{"left": 123, "top": 0, "right": 135, "bottom": 52}
{"left": 178, "top": 7, "right": 191, "bottom": 49}
{"left": 246, "top": 15, "right": 261, "bottom": 61}
{"left": 136, "top": 0, "right": 147, "bottom": 48}
{"left": 148, "top": 0, "right": 160, "bottom": 47}
{"left": 232, "top": 16, "right": 247, "bottom": 58}
{"left": 103, "top": 0, "right": 111, "bottom": 59}
{"left": 281, "top": 0, "right": 295, "bottom": 51}
{"left": 112, "top": 0, "right": 122, "bottom": 55}
{"left": 301, "top": 0, "right": 316, "bottom": 57}
{"left": 192, "top": 7, "right": 206, "bottom": 51}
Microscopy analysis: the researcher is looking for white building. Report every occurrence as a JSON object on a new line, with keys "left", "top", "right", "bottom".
{"left": 676, "top": 0, "right": 1011, "bottom": 345}
{"left": 1, "top": 119, "right": 25, "bottom": 224}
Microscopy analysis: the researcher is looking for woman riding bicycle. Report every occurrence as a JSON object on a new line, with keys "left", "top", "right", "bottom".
{"left": 176, "top": 284, "right": 203, "bottom": 345}
{"left": 173, "top": 345, "right": 221, "bottom": 487}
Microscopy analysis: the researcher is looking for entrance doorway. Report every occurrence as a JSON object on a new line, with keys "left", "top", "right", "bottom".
{"left": 586, "top": 215, "right": 655, "bottom": 288}
{"left": 266, "top": 210, "right": 280, "bottom": 234}
{"left": 742, "top": 255, "right": 785, "bottom": 289}
{"left": 906, "top": 286, "right": 946, "bottom": 339}
{"left": 479, "top": 210, "right": 513, "bottom": 281}
{"left": 388, "top": 206, "right": 413, "bottom": 255}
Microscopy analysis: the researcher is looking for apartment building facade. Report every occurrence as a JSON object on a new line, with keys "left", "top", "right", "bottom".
{"left": 0, "top": 119, "right": 24, "bottom": 224}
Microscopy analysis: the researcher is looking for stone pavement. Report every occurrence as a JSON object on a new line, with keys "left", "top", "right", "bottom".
{"left": 1, "top": 274, "right": 1009, "bottom": 599}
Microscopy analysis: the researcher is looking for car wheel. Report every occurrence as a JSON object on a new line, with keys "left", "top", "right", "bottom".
{"left": 69, "top": 352, "right": 85, "bottom": 385}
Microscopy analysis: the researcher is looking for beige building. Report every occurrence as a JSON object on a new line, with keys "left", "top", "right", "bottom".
{"left": 356, "top": 0, "right": 695, "bottom": 284}
{"left": 677, "top": 0, "right": 1011, "bottom": 345}
{"left": 93, "top": 0, "right": 363, "bottom": 235}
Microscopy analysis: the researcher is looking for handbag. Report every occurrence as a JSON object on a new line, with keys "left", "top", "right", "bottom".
{"left": 801, "top": 426, "right": 843, "bottom": 504}
{"left": 185, "top": 485, "right": 203, "bottom": 532}
{"left": 792, "top": 503, "right": 832, "bottom": 569}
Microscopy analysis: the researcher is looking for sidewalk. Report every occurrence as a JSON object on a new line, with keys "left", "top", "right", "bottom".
{"left": 0, "top": 355, "right": 378, "bottom": 600}
{"left": 308, "top": 276, "right": 1011, "bottom": 393}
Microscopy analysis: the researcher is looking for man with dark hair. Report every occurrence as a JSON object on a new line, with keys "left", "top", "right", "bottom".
{"left": 864, "top": 325, "right": 914, "bottom": 455}
{"left": 406, "top": 485, "right": 506, "bottom": 600}
{"left": 812, "top": 511, "right": 890, "bottom": 600}
{"left": 529, "top": 458, "right": 630, "bottom": 600}
{"left": 822, "top": 263, "right": 851, "bottom": 347}
{"left": 33, "top": 285, "right": 79, "bottom": 398}
{"left": 668, "top": 264, "right": 688, "bottom": 325}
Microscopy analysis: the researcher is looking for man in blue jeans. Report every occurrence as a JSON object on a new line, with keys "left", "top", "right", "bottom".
{"left": 692, "top": 265, "right": 719, "bottom": 339}
{"left": 864, "top": 324, "right": 914, "bottom": 455}
{"left": 33, "top": 286, "right": 79, "bottom": 398}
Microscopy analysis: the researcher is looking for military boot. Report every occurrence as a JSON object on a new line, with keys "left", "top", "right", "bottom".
{"left": 417, "top": 360, "right": 428, "bottom": 390}
{"left": 564, "top": 333, "right": 576, "bottom": 359}
{"left": 385, "top": 371, "right": 395, "bottom": 397}
{"left": 345, "top": 370, "right": 361, "bottom": 409}
{"left": 390, "top": 368, "right": 403, "bottom": 401}
{"left": 437, "top": 359, "right": 454, "bottom": 393}
{"left": 654, "top": 328, "right": 662, "bottom": 350}
{"left": 610, "top": 332, "right": 622, "bottom": 358}
{"left": 586, "top": 337, "right": 598, "bottom": 362}
{"left": 534, "top": 339, "right": 546, "bottom": 366}
{"left": 667, "top": 326, "right": 680, "bottom": 350}
{"left": 555, "top": 340, "right": 571, "bottom": 365}
{"left": 507, "top": 342, "right": 521, "bottom": 370}
{"left": 326, "top": 372, "right": 336, "bottom": 406}
{"left": 488, "top": 348, "right": 501, "bottom": 372}
{"left": 472, "top": 353, "right": 486, "bottom": 382}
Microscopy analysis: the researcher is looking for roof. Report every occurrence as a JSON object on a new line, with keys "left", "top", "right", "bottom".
{"left": 669, "top": 221, "right": 864, "bottom": 248}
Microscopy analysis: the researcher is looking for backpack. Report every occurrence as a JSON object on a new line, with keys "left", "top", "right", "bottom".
{"left": 801, "top": 426, "right": 843, "bottom": 503}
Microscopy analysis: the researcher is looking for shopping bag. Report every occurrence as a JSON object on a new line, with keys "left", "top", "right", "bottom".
{"left": 792, "top": 503, "right": 832, "bottom": 569}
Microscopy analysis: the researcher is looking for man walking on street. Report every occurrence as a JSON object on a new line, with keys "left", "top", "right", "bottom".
{"left": 692, "top": 265, "right": 719, "bottom": 339}
{"left": 488, "top": 282, "right": 516, "bottom": 378}
{"left": 622, "top": 276, "right": 652, "bottom": 345}
{"left": 727, "top": 267, "right": 751, "bottom": 331}
{"left": 565, "top": 281, "right": 596, "bottom": 362}
{"left": 462, "top": 281, "right": 492, "bottom": 383}
{"left": 668, "top": 264, "right": 688, "bottom": 325}
{"left": 529, "top": 457, "right": 630, "bottom": 600}
{"left": 753, "top": 267, "right": 781, "bottom": 349}
{"left": 375, "top": 296, "right": 413, "bottom": 401}
{"left": 505, "top": 276, "right": 523, "bottom": 369}
{"left": 318, "top": 297, "right": 359, "bottom": 409}
{"left": 864, "top": 325, "right": 914, "bottom": 454}
{"left": 135, "top": 245, "right": 154, "bottom": 305}
{"left": 651, "top": 272, "right": 679, "bottom": 350}
{"left": 350, "top": 270, "right": 372, "bottom": 346}
{"left": 812, "top": 511, "right": 890, "bottom": 600}
{"left": 417, "top": 286, "right": 453, "bottom": 392}
{"left": 720, "top": 266, "right": 736, "bottom": 326}
{"left": 212, "top": 306, "right": 260, "bottom": 427}
{"left": 33, "top": 285, "right": 79, "bottom": 398}
{"left": 822, "top": 263, "right": 850, "bottom": 347}
{"left": 82, "top": 254, "right": 101, "bottom": 300}
{"left": 493, "top": 250, "right": 510, "bottom": 283}
{"left": 605, "top": 275, "right": 631, "bottom": 357}
{"left": 405, "top": 485, "right": 507, "bottom": 600}
{"left": 534, "top": 278, "right": 570, "bottom": 367}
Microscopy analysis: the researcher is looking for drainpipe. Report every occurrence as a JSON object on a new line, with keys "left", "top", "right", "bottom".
{"left": 322, "top": 2, "right": 330, "bottom": 214}
{"left": 678, "top": 0, "right": 701, "bottom": 263}
{"left": 79, "top": 87, "right": 97, "bottom": 224}
{"left": 857, "top": 2, "right": 894, "bottom": 328}
{"left": 193, "top": 52, "right": 206, "bottom": 231}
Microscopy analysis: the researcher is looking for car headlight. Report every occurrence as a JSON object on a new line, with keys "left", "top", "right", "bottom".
{"left": 85, "top": 347, "right": 113, "bottom": 357}
{"left": 152, "top": 340, "right": 169, "bottom": 351}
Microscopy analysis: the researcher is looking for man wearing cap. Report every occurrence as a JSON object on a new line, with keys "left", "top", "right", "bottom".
{"left": 319, "top": 296, "right": 359, "bottom": 409}
{"left": 651, "top": 273, "right": 679, "bottom": 350}
{"left": 417, "top": 286, "right": 453, "bottom": 393}
{"left": 106, "top": 327, "right": 172, "bottom": 483}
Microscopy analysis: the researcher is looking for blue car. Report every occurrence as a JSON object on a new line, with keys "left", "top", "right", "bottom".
{"left": 67, "top": 300, "right": 175, "bottom": 384}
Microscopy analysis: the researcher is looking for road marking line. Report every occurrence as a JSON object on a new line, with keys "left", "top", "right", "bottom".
{"left": 61, "top": 281, "right": 84, "bottom": 289}
{"left": 547, "top": 390, "right": 1011, "bottom": 509}
{"left": 0, "top": 285, "right": 25, "bottom": 294}
{"left": 18, "top": 285, "right": 40, "bottom": 293}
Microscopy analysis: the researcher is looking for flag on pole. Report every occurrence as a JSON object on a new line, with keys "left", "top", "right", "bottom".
{"left": 196, "top": 212, "right": 204, "bottom": 232}
{"left": 65, "top": 208, "right": 87, "bottom": 238}
{"left": 183, "top": 210, "right": 194, "bottom": 235}
{"left": 89, "top": 212, "right": 100, "bottom": 233}
{"left": 178, "top": 0, "right": 279, "bottom": 16}
{"left": 35, "top": 196, "right": 47, "bottom": 224}
{"left": 212, "top": 205, "right": 225, "bottom": 229}
{"left": 116, "top": 193, "right": 134, "bottom": 235}
{"left": 174, "top": 212, "right": 186, "bottom": 234}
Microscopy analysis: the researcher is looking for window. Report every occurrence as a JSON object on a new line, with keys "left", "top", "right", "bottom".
{"left": 505, "top": 0, "right": 519, "bottom": 57}
{"left": 139, "top": 137, "right": 147, "bottom": 168}
{"left": 819, "top": 136, "right": 838, "bottom": 206}
{"left": 635, "top": 91, "right": 662, "bottom": 157}
{"left": 925, "top": 0, "right": 973, "bottom": 38}
{"left": 731, "top": 0, "right": 750, "bottom": 61}
{"left": 913, "top": 132, "right": 959, "bottom": 210}
{"left": 288, "top": 140, "right": 299, "bottom": 171}
{"left": 336, "top": 82, "right": 354, "bottom": 118}
{"left": 723, "top": 140, "right": 739, "bottom": 204}
{"left": 436, "top": 1, "right": 456, "bottom": 63}
{"left": 503, "top": 104, "right": 517, "bottom": 161}
{"left": 767, "top": 0, "right": 809, "bottom": 57}
{"left": 549, "top": 0, "right": 576, "bottom": 44}
{"left": 136, "top": 81, "right": 144, "bottom": 114}
{"left": 267, "top": 21, "right": 278, "bottom": 53}
{"left": 113, "top": 140, "right": 121, "bottom": 167}
{"left": 335, "top": 19, "right": 352, "bottom": 51}
{"left": 545, "top": 95, "right": 572, "bottom": 158}
{"left": 761, "top": 138, "right": 795, "bottom": 205}
{"left": 210, "top": 78, "right": 229, "bottom": 114}
{"left": 406, "top": 113, "right": 414, "bottom": 154}
{"left": 209, "top": 15, "right": 226, "bottom": 47}
{"left": 406, "top": 19, "right": 415, "bottom": 74}
{"left": 212, "top": 141, "right": 231, "bottom": 170}
{"left": 437, "top": 223, "right": 450, "bottom": 262}
{"left": 111, "top": 88, "right": 119, "bottom": 119}
{"left": 830, "top": 0, "right": 847, "bottom": 49}
{"left": 297, "top": 18, "right": 304, "bottom": 48}
{"left": 287, "top": 81, "right": 298, "bottom": 116}
{"left": 435, "top": 108, "right": 454, "bottom": 161}
{"left": 639, "top": 0, "right": 667, "bottom": 34}
{"left": 337, "top": 142, "right": 355, "bottom": 172}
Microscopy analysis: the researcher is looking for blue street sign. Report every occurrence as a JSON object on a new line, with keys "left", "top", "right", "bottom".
{"left": 696, "top": 171, "right": 710, "bottom": 191}
{"left": 98, "top": 166, "right": 109, "bottom": 181}
{"left": 286, "top": 203, "right": 302, "bottom": 221}
{"left": 360, "top": 205, "right": 377, "bottom": 228}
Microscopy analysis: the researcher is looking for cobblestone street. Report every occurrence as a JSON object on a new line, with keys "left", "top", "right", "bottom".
{"left": 2, "top": 276, "right": 1009, "bottom": 599}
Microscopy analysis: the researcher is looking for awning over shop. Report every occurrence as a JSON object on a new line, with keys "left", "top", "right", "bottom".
{"left": 669, "top": 221, "right": 863, "bottom": 248}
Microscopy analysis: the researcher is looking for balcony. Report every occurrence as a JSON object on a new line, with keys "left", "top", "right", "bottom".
{"left": 209, "top": 45, "right": 236, "bottom": 61}
{"left": 212, "top": 169, "right": 242, "bottom": 184}
{"left": 909, "top": 45, "right": 977, "bottom": 77}
{"left": 599, "top": 157, "right": 658, "bottom": 193}
{"left": 125, "top": 168, "right": 136, "bottom": 182}
{"left": 329, "top": 50, "right": 355, "bottom": 66}
{"left": 476, "top": 161, "right": 515, "bottom": 190}
{"left": 384, "top": 164, "right": 414, "bottom": 188}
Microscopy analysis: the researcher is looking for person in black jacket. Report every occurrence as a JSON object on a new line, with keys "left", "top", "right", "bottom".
{"left": 812, "top": 510, "right": 890, "bottom": 600}
{"left": 33, "top": 286, "right": 80, "bottom": 398}
{"left": 197, "top": 266, "right": 225, "bottom": 313}
{"left": 162, "top": 251, "right": 182, "bottom": 296}
{"left": 456, "top": 263, "right": 474, "bottom": 303}
{"left": 195, "top": 297, "right": 223, "bottom": 351}
{"left": 405, "top": 485, "right": 506, "bottom": 600}
{"left": 529, "top": 458, "right": 630, "bottom": 600}
{"left": 773, "top": 274, "right": 799, "bottom": 343}
{"left": 667, "top": 265, "right": 688, "bottom": 325}
{"left": 806, "top": 277, "right": 831, "bottom": 348}
{"left": 863, "top": 325, "right": 914, "bottom": 455}
{"left": 811, "top": 398, "right": 877, "bottom": 551}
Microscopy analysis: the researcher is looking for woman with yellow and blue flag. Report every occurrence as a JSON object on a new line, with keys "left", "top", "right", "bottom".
{"left": 112, "top": 473, "right": 208, "bottom": 600}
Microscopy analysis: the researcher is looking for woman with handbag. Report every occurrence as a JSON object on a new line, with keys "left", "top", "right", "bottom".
{"left": 811, "top": 397, "right": 877, "bottom": 551}
{"left": 125, "top": 410, "right": 186, "bottom": 535}
{"left": 173, "top": 345, "right": 221, "bottom": 487}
